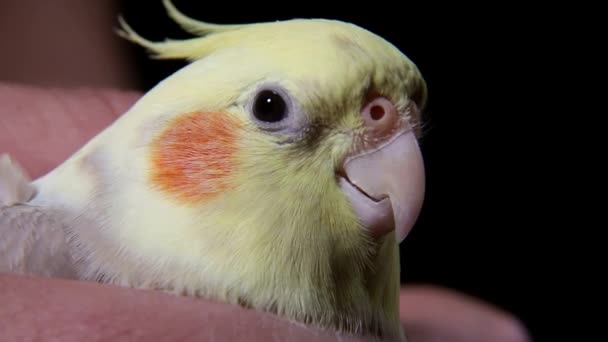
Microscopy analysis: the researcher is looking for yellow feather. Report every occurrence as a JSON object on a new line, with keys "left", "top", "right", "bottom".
{"left": 31, "top": 5, "right": 428, "bottom": 340}
{"left": 161, "top": 0, "right": 244, "bottom": 36}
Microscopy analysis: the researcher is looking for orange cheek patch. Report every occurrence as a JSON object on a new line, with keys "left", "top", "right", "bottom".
{"left": 149, "top": 111, "right": 241, "bottom": 204}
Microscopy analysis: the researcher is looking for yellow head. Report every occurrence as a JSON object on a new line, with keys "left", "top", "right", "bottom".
{"left": 36, "top": 2, "right": 428, "bottom": 339}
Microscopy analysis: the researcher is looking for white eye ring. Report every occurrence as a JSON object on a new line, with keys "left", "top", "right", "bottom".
{"left": 247, "top": 83, "right": 304, "bottom": 133}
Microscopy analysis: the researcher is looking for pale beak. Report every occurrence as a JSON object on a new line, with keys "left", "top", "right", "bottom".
{"left": 339, "top": 98, "right": 425, "bottom": 242}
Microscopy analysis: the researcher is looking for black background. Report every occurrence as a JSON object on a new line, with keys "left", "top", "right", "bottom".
{"left": 119, "top": 1, "right": 553, "bottom": 340}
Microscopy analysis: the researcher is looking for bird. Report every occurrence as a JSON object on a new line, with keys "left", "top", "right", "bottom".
{"left": 1, "top": 1, "right": 427, "bottom": 340}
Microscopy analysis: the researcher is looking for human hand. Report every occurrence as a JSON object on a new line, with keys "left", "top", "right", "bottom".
{"left": 0, "top": 82, "right": 530, "bottom": 341}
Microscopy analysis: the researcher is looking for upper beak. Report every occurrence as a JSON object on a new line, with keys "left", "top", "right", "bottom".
{"left": 339, "top": 97, "right": 425, "bottom": 242}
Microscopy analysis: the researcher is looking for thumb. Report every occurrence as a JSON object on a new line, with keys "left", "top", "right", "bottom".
{"left": 0, "top": 82, "right": 141, "bottom": 178}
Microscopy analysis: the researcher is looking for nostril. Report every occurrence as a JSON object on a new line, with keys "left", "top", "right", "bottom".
{"left": 362, "top": 97, "right": 398, "bottom": 134}
{"left": 370, "top": 105, "right": 385, "bottom": 120}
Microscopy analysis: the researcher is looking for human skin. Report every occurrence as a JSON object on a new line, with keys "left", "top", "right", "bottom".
{"left": 0, "top": 1, "right": 137, "bottom": 89}
{"left": 0, "top": 82, "right": 530, "bottom": 342}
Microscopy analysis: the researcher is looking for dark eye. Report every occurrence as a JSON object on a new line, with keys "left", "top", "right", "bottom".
{"left": 253, "top": 90, "right": 287, "bottom": 123}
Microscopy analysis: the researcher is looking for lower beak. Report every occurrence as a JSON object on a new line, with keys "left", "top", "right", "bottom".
{"left": 339, "top": 130, "right": 425, "bottom": 242}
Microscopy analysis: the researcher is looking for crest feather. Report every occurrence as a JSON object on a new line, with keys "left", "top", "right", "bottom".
{"left": 116, "top": 0, "right": 246, "bottom": 61}
{"left": 162, "top": 0, "right": 243, "bottom": 36}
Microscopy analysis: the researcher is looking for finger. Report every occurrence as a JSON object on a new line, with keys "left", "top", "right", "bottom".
{"left": 0, "top": 1, "right": 138, "bottom": 89}
{"left": 0, "top": 274, "right": 375, "bottom": 342}
{"left": 0, "top": 82, "right": 141, "bottom": 178}
{"left": 399, "top": 285, "right": 530, "bottom": 342}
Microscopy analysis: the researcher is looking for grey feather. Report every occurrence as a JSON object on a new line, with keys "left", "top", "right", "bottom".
{"left": 0, "top": 154, "right": 76, "bottom": 278}
{"left": 0, "top": 204, "right": 76, "bottom": 278}
{"left": 0, "top": 154, "right": 35, "bottom": 205}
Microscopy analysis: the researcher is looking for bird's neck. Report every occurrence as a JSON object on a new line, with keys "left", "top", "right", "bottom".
{"left": 30, "top": 151, "right": 405, "bottom": 340}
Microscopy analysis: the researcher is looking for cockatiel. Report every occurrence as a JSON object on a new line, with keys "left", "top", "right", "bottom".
{"left": 0, "top": 1, "right": 427, "bottom": 340}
